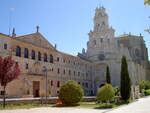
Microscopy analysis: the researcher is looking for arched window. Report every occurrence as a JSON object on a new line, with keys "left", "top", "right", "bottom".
{"left": 24, "top": 48, "right": 29, "bottom": 58}
{"left": 16, "top": 46, "right": 21, "bottom": 57}
{"left": 44, "top": 53, "right": 47, "bottom": 62}
{"left": 50, "top": 54, "right": 53, "bottom": 63}
{"left": 31, "top": 50, "right": 35, "bottom": 60}
{"left": 38, "top": 52, "right": 41, "bottom": 61}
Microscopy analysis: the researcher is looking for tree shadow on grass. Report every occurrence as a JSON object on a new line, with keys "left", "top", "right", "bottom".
{"left": 52, "top": 104, "right": 80, "bottom": 108}
{"left": 94, "top": 103, "right": 115, "bottom": 109}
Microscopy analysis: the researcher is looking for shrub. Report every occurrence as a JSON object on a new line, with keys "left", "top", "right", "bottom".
{"left": 144, "top": 89, "right": 150, "bottom": 96}
{"left": 58, "top": 80, "right": 84, "bottom": 105}
{"left": 113, "top": 86, "right": 120, "bottom": 96}
{"left": 139, "top": 80, "right": 150, "bottom": 91}
{"left": 96, "top": 84, "right": 114, "bottom": 103}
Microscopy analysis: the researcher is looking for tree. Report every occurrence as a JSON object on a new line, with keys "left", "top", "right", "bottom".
{"left": 96, "top": 84, "right": 114, "bottom": 103}
{"left": 106, "top": 65, "right": 111, "bottom": 84}
{"left": 0, "top": 56, "right": 20, "bottom": 108}
{"left": 144, "top": 0, "right": 150, "bottom": 6}
{"left": 58, "top": 80, "right": 84, "bottom": 105}
{"left": 120, "top": 56, "right": 131, "bottom": 101}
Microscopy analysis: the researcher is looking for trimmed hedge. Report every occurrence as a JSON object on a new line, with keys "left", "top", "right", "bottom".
{"left": 58, "top": 80, "right": 84, "bottom": 105}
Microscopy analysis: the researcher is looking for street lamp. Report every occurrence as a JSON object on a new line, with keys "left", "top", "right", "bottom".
{"left": 42, "top": 66, "right": 48, "bottom": 104}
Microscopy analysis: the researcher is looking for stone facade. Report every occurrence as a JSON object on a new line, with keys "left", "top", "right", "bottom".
{"left": 78, "top": 7, "right": 149, "bottom": 87}
{"left": 0, "top": 6, "right": 149, "bottom": 97}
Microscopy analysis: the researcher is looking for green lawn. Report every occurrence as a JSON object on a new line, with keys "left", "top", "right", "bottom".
{"left": 0, "top": 101, "right": 131, "bottom": 110}
{"left": 79, "top": 102, "right": 117, "bottom": 109}
{"left": 0, "top": 103, "right": 53, "bottom": 110}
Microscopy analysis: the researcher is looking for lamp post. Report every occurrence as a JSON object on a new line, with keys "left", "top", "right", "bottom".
{"left": 42, "top": 66, "right": 48, "bottom": 104}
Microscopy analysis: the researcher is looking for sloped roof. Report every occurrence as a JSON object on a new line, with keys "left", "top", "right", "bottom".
{"left": 15, "top": 32, "right": 55, "bottom": 50}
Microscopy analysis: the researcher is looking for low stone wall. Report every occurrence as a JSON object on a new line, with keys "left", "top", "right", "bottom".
{"left": 0, "top": 96, "right": 96, "bottom": 104}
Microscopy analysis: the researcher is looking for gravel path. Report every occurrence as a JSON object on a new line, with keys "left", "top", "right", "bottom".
{"left": 1, "top": 96, "right": 150, "bottom": 113}
{"left": 0, "top": 108, "right": 107, "bottom": 113}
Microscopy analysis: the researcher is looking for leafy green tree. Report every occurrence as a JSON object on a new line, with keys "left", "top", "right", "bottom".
{"left": 97, "top": 84, "right": 114, "bottom": 103}
{"left": 120, "top": 56, "right": 131, "bottom": 101}
{"left": 144, "top": 0, "right": 150, "bottom": 6}
{"left": 58, "top": 80, "right": 84, "bottom": 105}
{"left": 106, "top": 65, "right": 111, "bottom": 84}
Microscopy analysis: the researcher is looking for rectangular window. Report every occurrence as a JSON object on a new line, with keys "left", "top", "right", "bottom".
{"left": 69, "top": 70, "right": 71, "bottom": 75}
{"left": 0, "top": 91, "right": 5, "bottom": 95}
{"left": 57, "top": 68, "right": 60, "bottom": 74}
{"left": 85, "top": 83, "right": 88, "bottom": 88}
{"left": 78, "top": 72, "right": 80, "bottom": 76}
{"left": 100, "top": 38, "right": 103, "bottom": 43}
{"left": 57, "top": 81, "right": 60, "bottom": 87}
{"left": 63, "top": 70, "right": 65, "bottom": 75}
{"left": 93, "top": 40, "right": 96, "bottom": 45}
{"left": 51, "top": 80, "right": 53, "bottom": 86}
{"left": 4, "top": 44, "right": 7, "bottom": 50}
{"left": 26, "top": 63, "right": 28, "bottom": 69}
{"left": 57, "top": 57, "right": 59, "bottom": 62}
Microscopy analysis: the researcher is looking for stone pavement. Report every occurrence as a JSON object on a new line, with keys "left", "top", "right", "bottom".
{"left": 0, "top": 96, "right": 150, "bottom": 113}
{"left": 107, "top": 96, "right": 150, "bottom": 113}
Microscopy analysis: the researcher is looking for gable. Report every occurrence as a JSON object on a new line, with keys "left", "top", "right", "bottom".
{"left": 15, "top": 33, "right": 55, "bottom": 50}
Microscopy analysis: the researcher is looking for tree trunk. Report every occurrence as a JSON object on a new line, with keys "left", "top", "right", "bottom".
{"left": 3, "top": 86, "right": 6, "bottom": 108}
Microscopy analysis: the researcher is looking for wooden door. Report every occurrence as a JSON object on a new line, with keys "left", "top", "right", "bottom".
{"left": 33, "top": 81, "right": 40, "bottom": 97}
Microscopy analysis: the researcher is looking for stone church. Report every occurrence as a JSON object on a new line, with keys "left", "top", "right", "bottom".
{"left": 0, "top": 6, "right": 149, "bottom": 97}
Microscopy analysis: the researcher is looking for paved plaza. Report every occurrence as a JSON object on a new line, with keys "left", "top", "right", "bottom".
{"left": 0, "top": 96, "right": 150, "bottom": 113}
{"left": 107, "top": 96, "right": 150, "bottom": 113}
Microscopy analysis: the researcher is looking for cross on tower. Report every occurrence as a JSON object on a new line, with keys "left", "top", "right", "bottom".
{"left": 36, "top": 26, "right": 39, "bottom": 33}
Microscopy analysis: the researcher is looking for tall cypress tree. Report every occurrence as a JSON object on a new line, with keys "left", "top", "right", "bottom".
{"left": 120, "top": 56, "right": 131, "bottom": 101}
{"left": 106, "top": 65, "right": 111, "bottom": 84}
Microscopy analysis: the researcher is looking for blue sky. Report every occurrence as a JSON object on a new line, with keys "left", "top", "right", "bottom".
{"left": 0, "top": 0, "right": 150, "bottom": 57}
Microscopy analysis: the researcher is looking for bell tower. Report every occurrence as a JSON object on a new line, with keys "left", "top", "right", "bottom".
{"left": 94, "top": 7, "right": 109, "bottom": 32}
{"left": 85, "top": 6, "right": 116, "bottom": 62}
